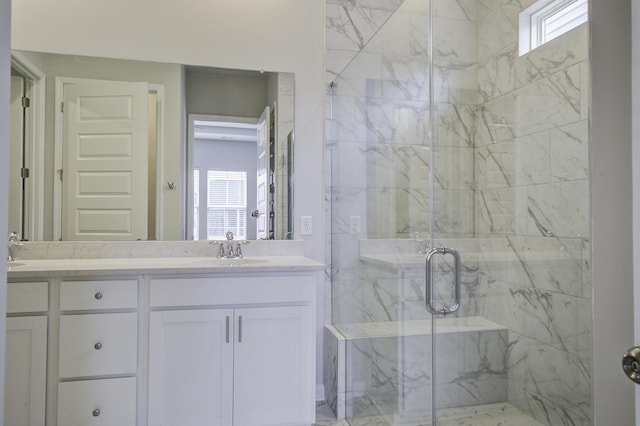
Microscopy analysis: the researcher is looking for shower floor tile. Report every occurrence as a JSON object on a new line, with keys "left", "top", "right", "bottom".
{"left": 314, "top": 401, "right": 544, "bottom": 426}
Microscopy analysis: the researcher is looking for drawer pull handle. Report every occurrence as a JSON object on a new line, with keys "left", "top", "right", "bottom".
{"left": 94, "top": 292, "right": 103, "bottom": 300}
{"left": 94, "top": 342, "right": 102, "bottom": 350}
{"left": 92, "top": 409, "right": 100, "bottom": 417}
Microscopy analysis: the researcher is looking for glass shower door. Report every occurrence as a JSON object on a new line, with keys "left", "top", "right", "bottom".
{"left": 328, "top": 0, "right": 591, "bottom": 424}
{"left": 429, "top": 1, "right": 592, "bottom": 424}
{"left": 327, "top": 0, "right": 435, "bottom": 423}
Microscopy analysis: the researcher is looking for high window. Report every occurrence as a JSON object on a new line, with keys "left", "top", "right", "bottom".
{"left": 519, "top": 0, "right": 588, "bottom": 55}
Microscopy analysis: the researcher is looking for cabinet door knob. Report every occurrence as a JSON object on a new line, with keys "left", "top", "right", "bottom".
{"left": 94, "top": 292, "right": 103, "bottom": 300}
{"left": 92, "top": 408, "right": 100, "bottom": 417}
{"left": 94, "top": 342, "right": 102, "bottom": 350}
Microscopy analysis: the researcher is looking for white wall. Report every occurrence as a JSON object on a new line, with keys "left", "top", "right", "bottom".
{"left": 591, "top": 0, "right": 635, "bottom": 424}
{"left": 0, "top": 0, "right": 10, "bottom": 419}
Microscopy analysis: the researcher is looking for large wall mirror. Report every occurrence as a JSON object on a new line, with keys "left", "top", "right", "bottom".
{"left": 9, "top": 50, "right": 294, "bottom": 241}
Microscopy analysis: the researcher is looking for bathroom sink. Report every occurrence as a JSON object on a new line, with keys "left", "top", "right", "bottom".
{"left": 193, "top": 258, "right": 269, "bottom": 266}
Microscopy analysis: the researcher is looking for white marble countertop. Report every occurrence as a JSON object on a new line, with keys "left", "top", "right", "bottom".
{"left": 7, "top": 256, "right": 324, "bottom": 278}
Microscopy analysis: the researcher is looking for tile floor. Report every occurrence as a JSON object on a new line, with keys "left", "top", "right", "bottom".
{"left": 314, "top": 401, "right": 544, "bottom": 426}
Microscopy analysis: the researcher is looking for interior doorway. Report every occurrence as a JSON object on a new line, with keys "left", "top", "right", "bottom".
{"left": 9, "top": 52, "right": 45, "bottom": 242}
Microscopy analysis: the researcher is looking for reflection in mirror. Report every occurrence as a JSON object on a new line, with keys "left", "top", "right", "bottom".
{"left": 185, "top": 66, "right": 294, "bottom": 241}
{"left": 8, "top": 50, "right": 294, "bottom": 241}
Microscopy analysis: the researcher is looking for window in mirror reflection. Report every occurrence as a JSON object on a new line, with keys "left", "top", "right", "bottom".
{"left": 193, "top": 169, "right": 200, "bottom": 240}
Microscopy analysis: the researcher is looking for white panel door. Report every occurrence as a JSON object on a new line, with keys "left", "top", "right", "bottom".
{"left": 62, "top": 81, "right": 148, "bottom": 240}
{"left": 9, "top": 76, "right": 24, "bottom": 237}
{"left": 4, "top": 316, "right": 47, "bottom": 426}
{"left": 148, "top": 309, "right": 234, "bottom": 426}
{"left": 255, "top": 106, "right": 270, "bottom": 240}
{"left": 233, "top": 306, "right": 314, "bottom": 426}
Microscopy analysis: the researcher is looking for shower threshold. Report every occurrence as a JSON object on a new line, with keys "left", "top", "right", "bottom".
{"left": 316, "top": 401, "right": 543, "bottom": 426}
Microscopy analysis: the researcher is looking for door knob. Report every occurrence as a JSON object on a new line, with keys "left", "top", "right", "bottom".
{"left": 251, "top": 210, "right": 259, "bottom": 218}
{"left": 622, "top": 347, "right": 640, "bottom": 384}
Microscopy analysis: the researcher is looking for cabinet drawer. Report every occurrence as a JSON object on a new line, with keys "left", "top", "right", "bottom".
{"left": 60, "top": 280, "right": 137, "bottom": 311}
{"left": 150, "top": 275, "right": 313, "bottom": 307}
{"left": 7, "top": 282, "right": 48, "bottom": 313}
{"left": 59, "top": 313, "right": 137, "bottom": 378}
{"left": 58, "top": 377, "right": 136, "bottom": 426}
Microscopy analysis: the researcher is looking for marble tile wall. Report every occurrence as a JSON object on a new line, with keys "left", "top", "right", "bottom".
{"left": 326, "top": 0, "right": 591, "bottom": 424}
{"left": 325, "top": 319, "right": 508, "bottom": 423}
{"left": 474, "top": 1, "right": 591, "bottom": 422}
{"left": 327, "top": 0, "right": 434, "bottom": 334}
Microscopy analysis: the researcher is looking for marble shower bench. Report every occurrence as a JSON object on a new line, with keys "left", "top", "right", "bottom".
{"left": 324, "top": 316, "right": 508, "bottom": 423}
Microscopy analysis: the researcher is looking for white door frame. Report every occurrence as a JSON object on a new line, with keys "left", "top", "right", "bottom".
{"left": 591, "top": 0, "right": 635, "bottom": 424}
{"left": 10, "top": 51, "right": 45, "bottom": 241}
{"left": 632, "top": 0, "right": 640, "bottom": 423}
{"left": 53, "top": 77, "right": 165, "bottom": 241}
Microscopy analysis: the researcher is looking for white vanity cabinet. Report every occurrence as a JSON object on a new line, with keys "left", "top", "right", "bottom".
{"left": 7, "top": 253, "right": 321, "bottom": 426}
{"left": 57, "top": 279, "right": 138, "bottom": 426}
{"left": 4, "top": 282, "right": 48, "bottom": 426}
{"left": 148, "top": 275, "right": 315, "bottom": 426}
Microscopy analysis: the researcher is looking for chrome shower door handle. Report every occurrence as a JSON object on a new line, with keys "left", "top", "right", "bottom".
{"left": 622, "top": 347, "right": 640, "bottom": 384}
{"left": 425, "top": 247, "right": 461, "bottom": 316}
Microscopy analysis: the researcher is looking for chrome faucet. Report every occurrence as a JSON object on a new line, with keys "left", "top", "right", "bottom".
{"left": 226, "top": 231, "right": 235, "bottom": 257}
{"left": 7, "top": 231, "right": 20, "bottom": 262}
{"left": 211, "top": 231, "right": 248, "bottom": 259}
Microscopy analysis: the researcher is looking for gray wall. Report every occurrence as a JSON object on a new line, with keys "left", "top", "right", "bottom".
{"left": 186, "top": 69, "right": 267, "bottom": 118}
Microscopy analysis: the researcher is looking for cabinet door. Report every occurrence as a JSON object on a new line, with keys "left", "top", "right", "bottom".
{"left": 4, "top": 316, "right": 47, "bottom": 426}
{"left": 148, "top": 309, "right": 234, "bottom": 426}
{"left": 233, "top": 306, "right": 314, "bottom": 426}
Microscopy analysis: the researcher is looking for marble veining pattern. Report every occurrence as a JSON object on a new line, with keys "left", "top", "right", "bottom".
{"left": 325, "top": 0, "right": 591, "bottom": 424}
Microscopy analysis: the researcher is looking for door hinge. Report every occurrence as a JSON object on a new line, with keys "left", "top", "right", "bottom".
{"left": 60, "top": 102, "right": 64, "bottom": 113}
{"left": 57, "top": 169, "right": 63, "bottom": 181}
{"left": 21, "top": 97, "right": 30, "bottom": 108}
{"left": 20, "top": 168, "right": 30, "bottom": 179}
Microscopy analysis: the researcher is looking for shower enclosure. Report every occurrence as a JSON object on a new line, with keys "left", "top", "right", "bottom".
{"left": 326, "top": 0, "right": 591, "bottom": 424}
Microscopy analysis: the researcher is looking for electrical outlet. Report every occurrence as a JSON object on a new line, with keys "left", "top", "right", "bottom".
{"left": 349, "top": 216, "right": 361, "bottom": 234}
{"left": 300, "top": 216, "right": 312, "bottom": 236}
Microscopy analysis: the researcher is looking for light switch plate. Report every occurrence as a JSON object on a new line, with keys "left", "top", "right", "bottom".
{"left": 300, "top": 216, "right": 312, "bottom": 235}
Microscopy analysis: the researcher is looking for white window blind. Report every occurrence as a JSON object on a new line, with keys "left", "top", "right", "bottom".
{"left": 193, "top": 169, "right": 199, "bottom": 240}
{"left": 207, "top": 170, "right": 247, "bottom": 240}
{"left": 519, "top": 0, "right": 588, "bottom": 56}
